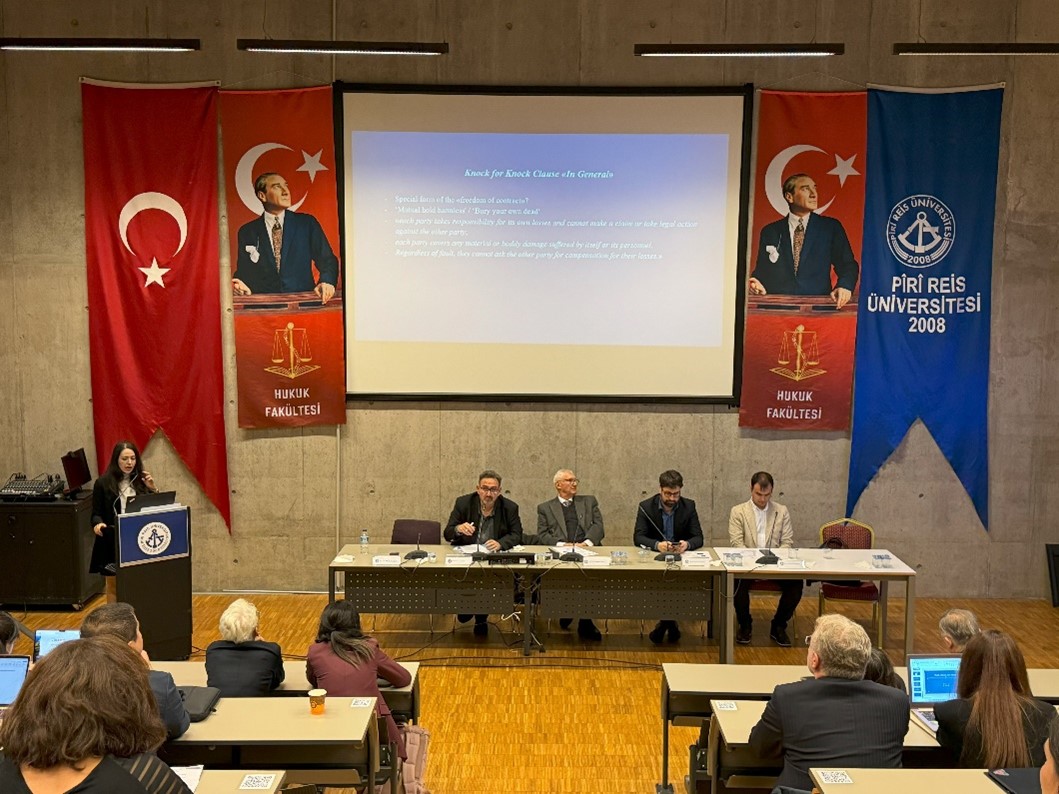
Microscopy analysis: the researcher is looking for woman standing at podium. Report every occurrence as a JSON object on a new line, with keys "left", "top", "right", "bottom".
{"left": 90, "top": 441, "right": 158, "bottom": 603}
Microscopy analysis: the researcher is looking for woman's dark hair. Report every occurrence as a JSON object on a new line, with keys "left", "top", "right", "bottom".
{"left": 99, "top": 440, "right": 145, "bottom": 491}
{"left": 863, "top": 647, "right": 905, "bottom": 692}
{"left": 0, "top": 636, "right": 166, "bottom": 768}
{"left": 315, "top": 600, "right": 374, "bottom": 666}
{"left": 957, "top": 629, "right": 1035, "bottom": 768}
{"left": 0, "top": 611, "right": 18, "bottom": 650}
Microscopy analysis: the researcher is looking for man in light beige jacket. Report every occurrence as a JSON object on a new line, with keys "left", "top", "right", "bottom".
{"left": 728, "top": 471, "right": 802, "bottom": 647}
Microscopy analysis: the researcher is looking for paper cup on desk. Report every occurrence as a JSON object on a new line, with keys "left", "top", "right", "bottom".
{"left": 309, "top": 688, "right": 327, "bottom": 715}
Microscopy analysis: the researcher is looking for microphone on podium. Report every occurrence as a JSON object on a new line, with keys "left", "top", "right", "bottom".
{"left": 638, "top": 503, "right": 682, "bottom": 562}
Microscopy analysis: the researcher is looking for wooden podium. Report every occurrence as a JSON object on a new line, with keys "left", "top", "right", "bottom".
{"left": 116, "top": 505, "right": 192, "bottom": 660}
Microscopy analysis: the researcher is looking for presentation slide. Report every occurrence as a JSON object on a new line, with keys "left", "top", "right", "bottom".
{"left": 340, "top": 89, "right": 750, "bottom": 398}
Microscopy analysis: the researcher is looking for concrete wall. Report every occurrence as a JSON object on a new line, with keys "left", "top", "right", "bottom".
{"left": 1, "top": 0, "right": 1056, "bottom": 598}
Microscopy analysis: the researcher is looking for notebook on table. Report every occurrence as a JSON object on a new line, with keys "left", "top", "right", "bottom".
{"left": 0, "top": 655, "right": 32, "bottom": 716}
{"left": 33, "top": 629, "right": 80, "bottom": 661}
{"left": 906, "top": 653, "right": 961, "bottom": 736}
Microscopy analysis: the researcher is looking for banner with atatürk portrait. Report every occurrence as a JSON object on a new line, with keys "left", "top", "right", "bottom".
{"left": 739, "top": 91, "right": 866, "bottom": 430}
{"left": 219, "top": 86, "right": 346, "bottom": 428}
{"left": 847, "top": 86, "right": 1003, "bottom": 529}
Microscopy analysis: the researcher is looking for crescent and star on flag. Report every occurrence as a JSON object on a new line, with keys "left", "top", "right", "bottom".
{"left": 118, "top": 145, "right": 327, "bottom": 288}
{"left": 764, "top": 145, "right": 860, "bottom": 217}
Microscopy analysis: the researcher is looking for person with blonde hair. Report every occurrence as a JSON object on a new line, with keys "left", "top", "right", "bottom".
{"left": 938, "top": 608, "right": 980, "bottom": 652}
{"left": 205, "top": 598, "right": 284, "bottom": 697}
{"left": 748, "top": 615, "right": 908, "bottom": 791}
{"left": 0, "top": 636, "right": 191, "bottom": 793}
{"left": 936, "top": 628, "right": 1055, "bottom": 768}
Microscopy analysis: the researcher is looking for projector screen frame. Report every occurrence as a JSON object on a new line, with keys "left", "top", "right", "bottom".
{"left": 334, "top": 82, "right": 754, "bottom": 405}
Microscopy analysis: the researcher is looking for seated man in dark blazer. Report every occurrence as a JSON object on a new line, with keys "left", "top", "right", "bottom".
{"left": 80, "top": 602, "right": 190, "bottom": 739}
{"left": 749, "top": 614, "right": 909, "bottom": 791}
{"left": 444, "top": 469, "right": 523, "bottom": 636}
{"left": 633, "top": 469, "right": 704, "bottom": 644}
{"left": 536, "top": 468, "right": 605, "bottom": 640}
{"left": 205, "top": 598, "right": 284, "bottom": 696}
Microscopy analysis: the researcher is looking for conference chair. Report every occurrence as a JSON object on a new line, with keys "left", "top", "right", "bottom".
{"left": 390, "top": 518, "right": 441, "bottom": 546}
{"left": 817, "top": 518, "right": 882, "bottom": 646}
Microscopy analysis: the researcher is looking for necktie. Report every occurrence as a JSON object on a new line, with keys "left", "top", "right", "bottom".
{"left": 793, "top": 218, "right": 805, "bottom": 275}
{"left": 271, "top": 220, "right": 283, "bottom": 272}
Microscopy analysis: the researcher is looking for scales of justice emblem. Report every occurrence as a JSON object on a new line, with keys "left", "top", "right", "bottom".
{"left": 265, "top": 321, "right": 321, "bottom": 379}
{"left": 770, "top": 324, "right": 826, "bottom": 382}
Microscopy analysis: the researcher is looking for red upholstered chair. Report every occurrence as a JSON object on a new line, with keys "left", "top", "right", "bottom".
{"left": 817, "top": 518, "right": 882, "bottom": 646}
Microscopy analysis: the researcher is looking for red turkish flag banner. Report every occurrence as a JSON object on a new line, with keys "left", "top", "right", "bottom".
{"left": 83, "top": 80, "right": 231, "bottom": 528}
{"left": 219, "top": 86, "right": 346, "bottom": 428}
{"left": 739, "top": 91, "right": 867, "bottom": 430}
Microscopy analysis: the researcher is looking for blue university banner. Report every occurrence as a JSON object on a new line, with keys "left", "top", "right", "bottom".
{"left": 117, "top": 506, "right": 190, "bottom": 566}
{"left": 846, "top": 86, "right": 1003, "bottom": 529}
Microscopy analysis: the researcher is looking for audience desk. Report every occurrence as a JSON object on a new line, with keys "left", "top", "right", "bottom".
{"left": 809, "top": 767, "right": 998, "bottom": 793}
{"left": 153, "top": 660, "right": 420, "bottom": 723}
{"left": 713, "top": 547, "right": 916, "bottom": 663}
{"left": 195, "top": 770, "right": 286, "bottom": 793}
{"left": 162, "top": 696, "right": 381, "bottom": 790}
{"left": 706, "top": 700, "right": 940, "bottom": 794}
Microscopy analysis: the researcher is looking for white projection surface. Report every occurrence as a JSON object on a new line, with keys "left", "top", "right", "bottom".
{"left": 341, "top": 89, "right": 749, "bottom": 398}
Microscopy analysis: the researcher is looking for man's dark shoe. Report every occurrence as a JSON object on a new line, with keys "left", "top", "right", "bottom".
{"left": 457, "top": 614, "right": 472, "bottom": 624}
{"left": 558, "top": 618, "right": 573, "bottom": 630}
{"left": 770, "top": 624, "right": 792, "bottom": 647}
{"left": 666, "top": 623, "right": 681, "bottom": 642}
{"left": 648, "top": 621, "right": 667, "bottom": 645}
{"left": 736, "top": 625, "right": 753, "bottom": 645}
{"left": 473, "top": 619, "right": 489, "bottom": 637}
{"left": 578, "top": 619, "right": 602, "bottom": 641}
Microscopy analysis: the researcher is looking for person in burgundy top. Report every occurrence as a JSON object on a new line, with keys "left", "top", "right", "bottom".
{"left": 306, "top": 601, "right": 412, "bottom": 758}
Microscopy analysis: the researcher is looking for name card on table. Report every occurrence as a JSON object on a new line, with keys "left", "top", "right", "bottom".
{"left": 582, "top": 556, "right": 611, "bottom": 567}
{"left": 372, "top": 555, "right": 401, "bottom": 567}
{"left": 445, "top": 555, "right": 473, "bottom": 566}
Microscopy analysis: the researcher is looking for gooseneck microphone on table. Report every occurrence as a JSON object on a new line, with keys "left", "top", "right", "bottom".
{"left": 404, "top": 531, "right": 428, "bottom": 560}
{"left": 638, "top": 504, "right": 682, "bottom": 562}
{"left": 755, "top": 521, "right": 779, "bottom": 565}
{"left": 559, "top": 535, "right": 583, "bottom": 562}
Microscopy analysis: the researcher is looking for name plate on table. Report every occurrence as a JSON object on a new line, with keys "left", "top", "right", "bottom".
{"left": 372, "top": 555, "right": 401, "bottom": 567}
{"left": 445, "top": 555, "right": 473, "bottom": 566}
{"left": 681, "top": 557, "right": 713, "bottom": 569}
{"left": 777, "top": 559, "right": 807, "bottom": 569}
{"left": 582, "top": 556, "right": 611, "bottom": 567}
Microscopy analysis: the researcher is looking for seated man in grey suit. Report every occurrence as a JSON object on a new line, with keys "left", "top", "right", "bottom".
{"left": 749, "top": 614, "right": 909, "bottom": 792}
{"left": 536, "top": 469, "right": 604, "bottom": 640}
{"left": 80, "top": 602, "right": 190, "bottom": 739}
{"left": 729, "top": 471, "right": 802, "bottom": 647}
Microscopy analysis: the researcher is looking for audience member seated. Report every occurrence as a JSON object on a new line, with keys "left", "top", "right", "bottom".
{"left": 307, "top": 601, "right": 412, "bottom": 758}
{"left": 748, "top": 614, "right": 908, "bottom": 792}
{"left": 863, "top": 647, "right": 906, "bottom": 693}
{"left": 1041, "top": 712, "right": 1059, "bottom": 794}
{"left": 935, "top": 628, "right": 1055, "bottom": 768}
{"left": 938, "top": 607, "right": 980, "bottom": 652}
{"left": 80, "top": 603, "right": 190, "bottom": 739}
{"left": 0, "top": 611, "right": 17, "bottom": 653}
{"left": 205, "top": 598, "right": 284, "bottom": 696}
{"left": 0, "top": 636, "right": 192, "bottom": 793}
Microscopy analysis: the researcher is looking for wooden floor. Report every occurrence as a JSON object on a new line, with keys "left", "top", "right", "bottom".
{"left": 10, "top": 593, "right": 1059, "bottom": 794}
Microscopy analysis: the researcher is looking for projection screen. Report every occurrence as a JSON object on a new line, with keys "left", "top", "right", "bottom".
{"left": 339, "top": 85, "right": 752, "bottom": 400}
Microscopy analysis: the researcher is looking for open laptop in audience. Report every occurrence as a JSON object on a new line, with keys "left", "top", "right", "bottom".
{"left": 906, "top": 653, "right": 961, "bottom": 736}
{"left": 33, "top": 629, "right": 80, "bottom": 662}
{"left": 0, "top": 655, "right": 31, "bottom": 718}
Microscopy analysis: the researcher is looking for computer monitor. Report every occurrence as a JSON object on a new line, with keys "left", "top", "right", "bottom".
{"left": 907, "top": 653, "right": 961, "bottom": 706}
{"left": 33, "top": 629, "right": 80, "bottom": 661}
{"left": 0, "top": 655, "right": 31, "bottom": 706}
{"left": 61, "top": 447, "right": 92, "bottom": 496}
